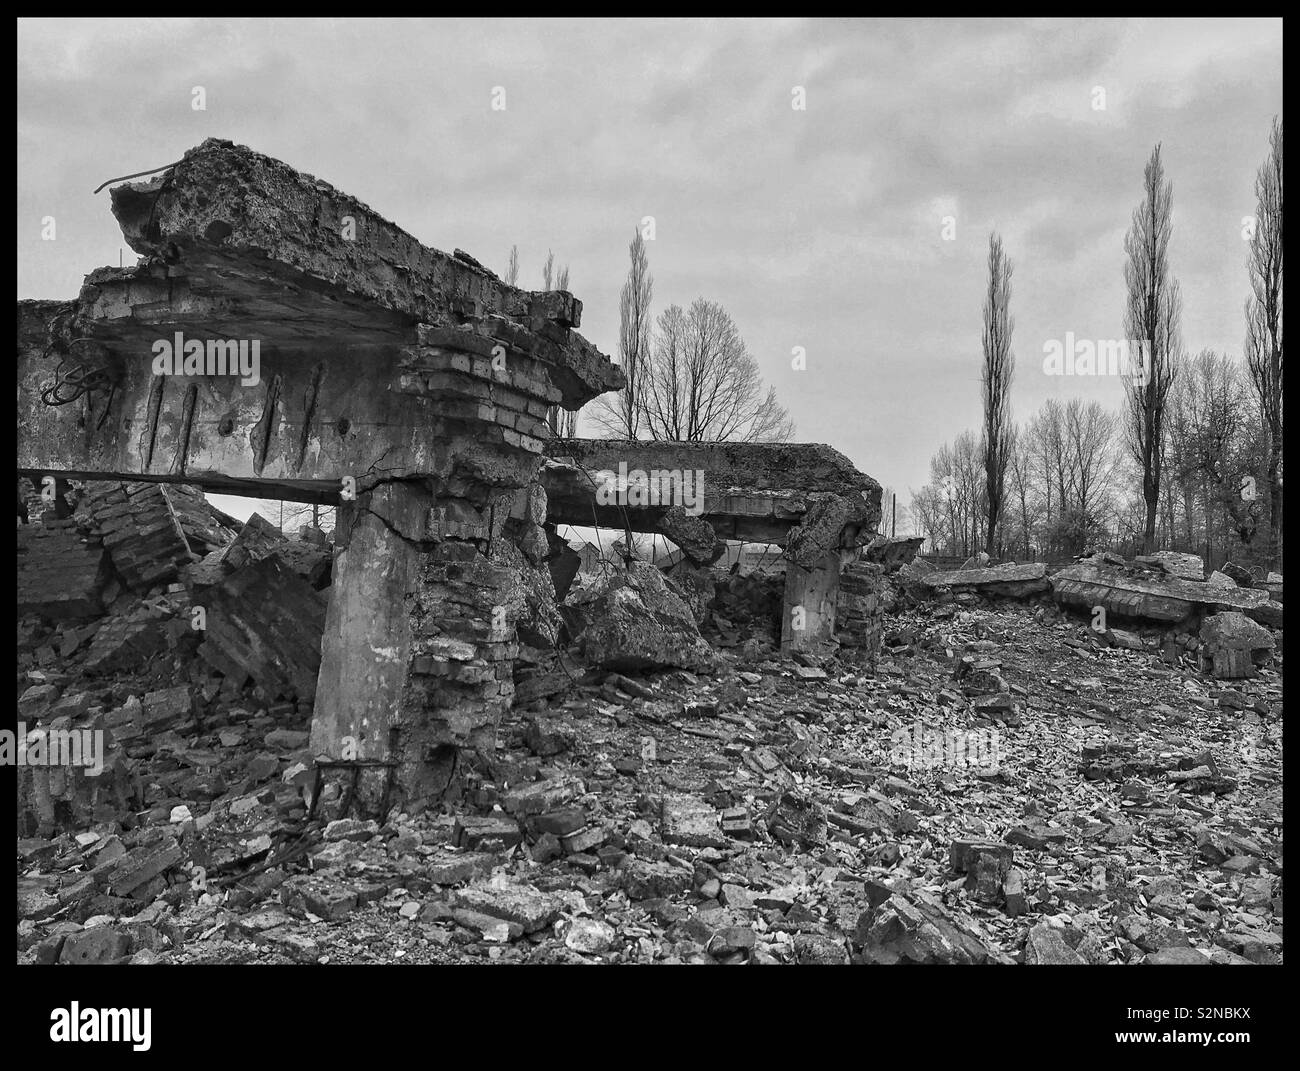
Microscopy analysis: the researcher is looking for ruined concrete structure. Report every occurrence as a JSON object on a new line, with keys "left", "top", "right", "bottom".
{"left": 541, "top": 439, "right": 881, "bottom": 652}
{"left": 18, "top": 138, "right": 881, "bottom": 815}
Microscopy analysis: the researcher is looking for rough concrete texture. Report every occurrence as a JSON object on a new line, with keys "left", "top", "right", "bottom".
{"left": 564, "top": 561, "right": 723, "bottom": 675}
{"left": 19, "top": 138, "right": 623, "bottom": 493}
{"left": 542, "top": 439, "right": 880, "bottom": 559}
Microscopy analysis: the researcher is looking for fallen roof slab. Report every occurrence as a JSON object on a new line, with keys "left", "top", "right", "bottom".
{"left": 1051, "top": 561, "right": 1273, "bottom": 623}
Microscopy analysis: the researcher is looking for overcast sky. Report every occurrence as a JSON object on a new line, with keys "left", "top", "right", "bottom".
{"left": 16, "top": 17, "right": 1284, "bottom": 507}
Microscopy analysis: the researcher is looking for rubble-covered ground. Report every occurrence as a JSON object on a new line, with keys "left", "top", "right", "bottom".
{"left": 17, "top": 583, "right": 1282, "bottom": 966}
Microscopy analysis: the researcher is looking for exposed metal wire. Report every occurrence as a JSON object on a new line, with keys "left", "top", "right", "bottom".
{"left": 39, "top": 338, "right": 115, "bottom": 406}
{"left": 93, "top": 159, "right": 183, "bottom": 195}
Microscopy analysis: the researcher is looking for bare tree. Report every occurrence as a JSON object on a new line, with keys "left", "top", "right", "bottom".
{"left": 1062, "top": 398, "right": 1120, "bottom": 532}
{"left": 556, "top": 264, "right": 570, "bottom": 292}
{"left": 592, "top": 230, "right": 653, "bottom": 439}
{"left": 1245, "top": 116, "right": 1283, "bottom": 569}
{"left": 505, "top": 245, "right": 519, "bottom": 287}
{"left": 639, "top": 298, "right": 793, "bottom": 443}
{"left": 1006, "top": 424, "right": 1035, "bottom": 559}
{"left": 1123, "top": 143, "right": 1182, "bottom": 554}
{"left": 981, "top": 232, "right": 1015, "bottom": 557}
{"left": 1027, "top": 399, "right": 1065, "bottom": 552}
{"left": 908, "top": 483, "right": 943, "bottom": 551}
{"left": 542, "top": 249, "right": 555, "bottom": 290}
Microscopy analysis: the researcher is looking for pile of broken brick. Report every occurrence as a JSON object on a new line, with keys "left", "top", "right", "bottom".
{"left": 16, "top": 499, "right": 1283, "bottom": 965}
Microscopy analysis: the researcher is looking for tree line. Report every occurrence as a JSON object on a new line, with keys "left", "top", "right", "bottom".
{"left": 912, "top": 118, "right": 1283, "bottom": 572}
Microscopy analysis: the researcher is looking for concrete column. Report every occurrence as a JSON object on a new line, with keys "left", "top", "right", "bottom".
{"left": 781, "top": 550, "right": 843, "bottom": 654}
{"left": 309, "top": 468, "right": 554, "bottom": 816}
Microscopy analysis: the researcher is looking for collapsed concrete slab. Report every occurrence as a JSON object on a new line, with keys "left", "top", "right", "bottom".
{"left": 1052, "top": 559, "right": 1273, "bottom": 624}
{"left": 906, "top": 562, "right": 1050, "bottom": 599}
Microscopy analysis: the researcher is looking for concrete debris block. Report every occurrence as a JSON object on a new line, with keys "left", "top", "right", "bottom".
{"left": 220, "top": 512, "right": 286, "bottom": 572}
{"left": 426, "top": 852, "right": 494, "bottom": 886}
{"left": 1104, "top": 627, "right": 1146, "bottom": 651}
{"left": 660, "top": 557, "right": 717, "bottom": 626}
{"left": 452, "top": 880, "right": 562, "bottom": 933}
{"left": 1201, "top": 611, "right": 1275, "bottom": 679}
{"left": 707, "top": 924, "right": 756, "bottom": 957}
{"left": 81, "top": 611, "right": 171, "bottom": 674}
{"left": 454, "top": 814, "right": 523, "bottom": 850}
{"left": 501, "top": 777, "right": 583, "bottom": 816}
{"left": 76, "top": 483, "right": 197, "bottom": 591}
{"left": 1023, "top": 923, "right": 1086, "bottom": 964}
{"left": 1262, "top": 573, "right": 1283, "bottom": 601}
{"left": 141, "top": 685, "right": 194, "bottom": 729}
{"left": 950, "top": 840, "right": 1015, "bottom": 902}
{"left": 565, "top": 560, "right": 722, "bottom": 675}
{"left": 1245, "top": 600, "right": 1283, "bottom": 629}
{"left": 16, "top": 519, "right": 110, "bottom": 620}
{"left": 861, "top": 534, "right": 925, "bottom": 569}
{"left": 854, "top": 893, "right": 997, "bottom": 964}
{"left": 452, "top": 910, "right": 522, "bottom": 943}
{"left": 561, "top": 825, "right": 606, "bottom": 855}
{"left": 197, "top": 554, "right": 326, "bottom": 701}
{"left": 523, "top": 717, "right": 576, "bottom": 757}
{"left": 1052, "top": 559, "right": 1270, "bottom": 623}
{"left": 1143, "top": 946, "right": 1212, "bottom": 965}
{"left": 1003, "top": 868, "right": 1028, "bottom": 916}
{"left": 621, "top": 859, "right": 693, "bottom": 901}
{"left": 1219, "top": 562, "right": 1255, "bottom": 587}
{"left": 1200, "top": 611, "right": 1275, "bottom": 653}
{"left": 661, "top": 795, "right": 728, "bottom": 849}
{"left": 18, "top": 683, "right": 62, "bottom": 720}
{"left": 322, "top": 818, "right": 379, "bottom": 842}
{"left": 911, "top": 562, "right": 1049, "bottom": 598}
{"left": 1004, "top": 823, "right": 1068, "bottom": 851}
{"left": 656, "top": 505, "right": 722, "bottom": 565}
{"left": 280, "top": 875, "right": 359, "bottom": 922}
{"left": 1134, "top": 550, "right": 1205, "bottom": 581}
{"left": 531, "top": 807, "right": 588, "bottom": 837}
{"left": 103, "top": 839, "right": 183, "bottom": 899}
{"left": 767, "top": 791, "right": 828, "bottom": 851}
{"left": 563, "top": 917, "right": 617, "bottom": 954}
{"left": 720, "top": 807, "right": 753, "bottom": 839}
{"left": 59, "top": 925, "right": 132, "bottom": 965}
{"left": 794, "top": 933, "right": 849, "bottom": 964}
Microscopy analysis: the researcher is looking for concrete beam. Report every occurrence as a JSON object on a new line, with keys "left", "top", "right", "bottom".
{"left": 19, "top": 139, "right": 624, "bottom": 497}
{"left": 541, "top": 439, "right": 881, "bottom": 563}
